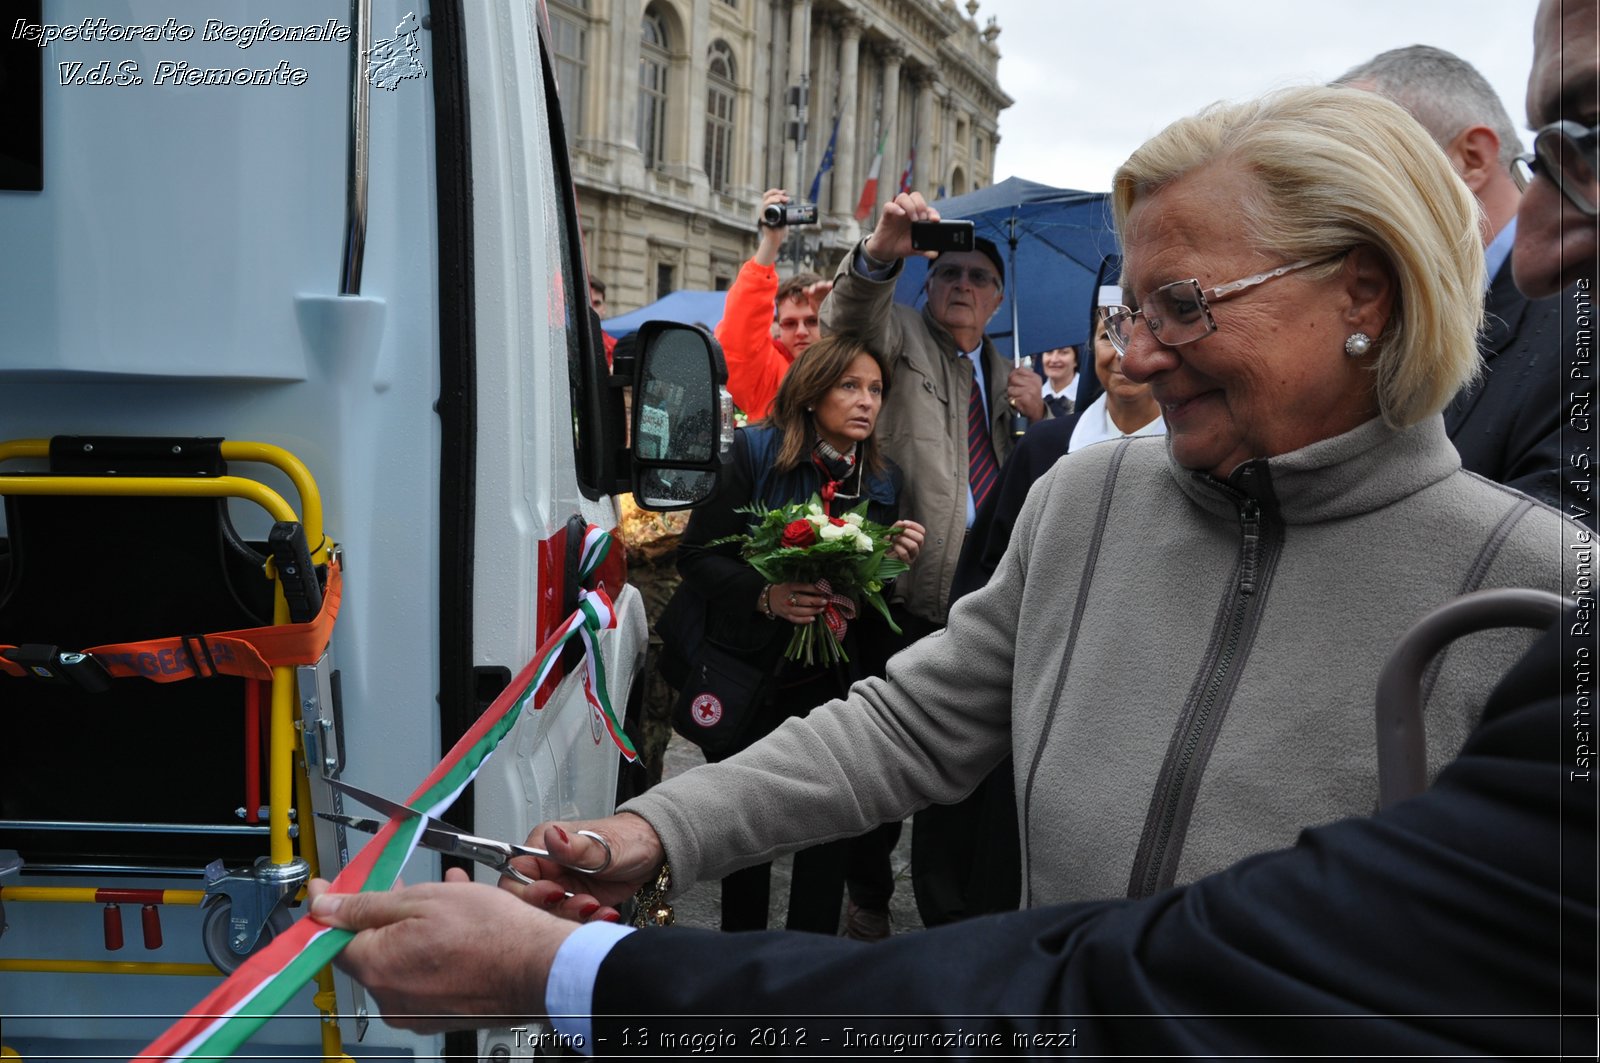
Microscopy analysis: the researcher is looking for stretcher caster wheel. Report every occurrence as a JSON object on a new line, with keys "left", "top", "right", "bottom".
{"left": 201, "top": 896, "right": 293, "bottom": 974}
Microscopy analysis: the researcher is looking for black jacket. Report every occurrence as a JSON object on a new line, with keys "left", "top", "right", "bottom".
{"left": 591, "top": 608, "right": 1596, "bottom": 1057}
{"left": 1446, "top": 262, "right": 1592, "bottom": 527}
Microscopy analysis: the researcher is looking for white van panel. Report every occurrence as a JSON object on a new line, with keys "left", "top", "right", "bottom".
{"left": 0, "top": 1, "right": 645, "bottom": 1058}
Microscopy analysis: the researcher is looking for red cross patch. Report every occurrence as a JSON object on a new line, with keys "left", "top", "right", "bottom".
{"left": 691, "top": 693, "right": 722, "bottom": 727}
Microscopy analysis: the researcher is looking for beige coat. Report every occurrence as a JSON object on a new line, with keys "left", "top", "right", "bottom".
{"left": 821, "top": 245, "right": 1016, "bottom": 625}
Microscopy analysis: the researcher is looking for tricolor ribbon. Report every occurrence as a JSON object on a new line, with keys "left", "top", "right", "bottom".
{"left": 136, "top": 526, "right": 629, "bottom": 1061}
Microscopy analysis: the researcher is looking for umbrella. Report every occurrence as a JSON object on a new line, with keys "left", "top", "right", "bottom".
{"left": 891, "top": 177, "right": 1120, "bottom": 364}
{"left": 602, "top": 290, "right": 728, "bottom": 338}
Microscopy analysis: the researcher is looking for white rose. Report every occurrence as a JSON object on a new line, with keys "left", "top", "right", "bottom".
{"left": 808, "top": 514, "right": 829, "bottom": 530}
{"left": 853, "top": 529, "right": 874, "bottom": 553}
{"left": 819, "top": 522, "right": 849, "bottom": 541}
{"left": 843, "top": 512, "right": 864, "bottom": 526}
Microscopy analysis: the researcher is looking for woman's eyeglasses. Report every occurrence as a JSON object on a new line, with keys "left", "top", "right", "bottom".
{"left": 1100, "top": 256, "right": 1336, "bottom": 357}
{"left": 1510, "top": 119, "right": 1599, "bottom": 218}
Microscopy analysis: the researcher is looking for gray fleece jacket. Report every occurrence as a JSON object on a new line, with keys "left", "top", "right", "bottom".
{"left": 623, "top": 415, "right": 1583, "bottom": 904}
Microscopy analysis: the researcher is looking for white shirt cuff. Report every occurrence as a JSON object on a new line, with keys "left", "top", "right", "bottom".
{"left": 546, "top": 920, "right": 636, "bottom": 1055}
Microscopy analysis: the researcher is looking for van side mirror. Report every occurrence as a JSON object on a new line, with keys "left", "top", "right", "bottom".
{"left": 629, "top": 322, "right": 732, "bottom": 510}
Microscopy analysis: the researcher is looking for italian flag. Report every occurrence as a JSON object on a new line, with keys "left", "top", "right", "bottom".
{"left": 853, "top": 133, "right": 888, "bottom": 221}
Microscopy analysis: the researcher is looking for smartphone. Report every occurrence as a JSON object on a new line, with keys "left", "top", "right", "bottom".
{"left": 909, "top": 219, "right": 975, "bottom": 253}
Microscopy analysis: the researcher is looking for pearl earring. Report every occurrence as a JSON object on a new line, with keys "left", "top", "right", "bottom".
{"left": 1344, "top": 332, "right": 1372, "bottom": 357}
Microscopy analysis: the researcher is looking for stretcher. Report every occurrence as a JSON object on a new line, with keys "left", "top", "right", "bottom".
{"left": 0, "top": 436, "right": 352, "bottom": 1061}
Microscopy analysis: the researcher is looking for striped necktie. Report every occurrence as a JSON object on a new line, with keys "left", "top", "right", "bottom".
{"left": 968, "top": 370, "right": 1000, "bottom": 510}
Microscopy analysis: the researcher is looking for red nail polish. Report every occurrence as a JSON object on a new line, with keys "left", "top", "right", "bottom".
{"left": 597, "top": 910, "right": 620, "bottom": 923}
{"left": 578, "top": 902, "right": 600, "bottom": 918}
{"left": 554, "top": 825, "right": 570, "bottom": 844}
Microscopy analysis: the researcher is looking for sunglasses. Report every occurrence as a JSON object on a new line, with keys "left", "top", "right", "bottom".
{"left": 1510, "top": 119, "right": 1599, "bottom": 218}
{"left": 1100, "top": 256, "right": 1339, "bottom": 357}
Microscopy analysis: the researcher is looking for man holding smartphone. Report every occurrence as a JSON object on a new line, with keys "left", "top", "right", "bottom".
{"left": 820, "top": 190, "right": 1037, "bottom": 638}
{"left": 807, "top": 189, "right": 1031, "bottom": 939}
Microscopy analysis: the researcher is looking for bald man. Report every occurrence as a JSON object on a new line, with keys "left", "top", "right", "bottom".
{"left": 1338, "top": 45, "right": 1592, "bottom": 525}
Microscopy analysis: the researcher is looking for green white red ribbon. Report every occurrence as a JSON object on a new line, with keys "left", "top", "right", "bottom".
{"left": 136, "top": 525, "right": 628, "bottom": 1061}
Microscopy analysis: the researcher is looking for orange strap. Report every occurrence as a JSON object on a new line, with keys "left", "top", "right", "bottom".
{"left": 0, "top": 559, "right": 342, "bottom": 684}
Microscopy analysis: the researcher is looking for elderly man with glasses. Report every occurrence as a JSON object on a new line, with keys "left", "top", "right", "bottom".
{"left": 810, "top": 192, "right": 1037, "bottom": 938}
{"left": 1513, "top": 0, "right": 1599, "bottom": 298}
{"left": 815, "top": 190, "right": 1035, "bottom": 643}
{"left": 1335, "top": 45, "right": 1592, "bottom": 528}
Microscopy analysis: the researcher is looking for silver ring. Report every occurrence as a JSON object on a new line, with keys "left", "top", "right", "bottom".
{"left": 572, "top": 829, "right": 613, "bottom": 875}
{"left": 787, "top": 593, "right": 798, "bottom": 606}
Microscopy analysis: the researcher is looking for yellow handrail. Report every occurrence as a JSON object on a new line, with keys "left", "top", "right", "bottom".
{"left": 0, "top": 439, "right": 47, "bottom": 462}
{"left": 0, "top": 888, "right": 205, "bottom": 905}
{"left": 0, "top": 439, "right": 327, "bottom": 563}
{"left": 220, "top": 442, "right": 328, "bottom": 564}
{"left": 0, "top": 475, "right": 296, "bottom": 523}
{"left": 0, "top": 959, "right": 218, "bottom": 977}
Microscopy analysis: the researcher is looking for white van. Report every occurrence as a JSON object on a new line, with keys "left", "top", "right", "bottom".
{"left": 0, "top": 2, "right": 725, "bottom": 1059}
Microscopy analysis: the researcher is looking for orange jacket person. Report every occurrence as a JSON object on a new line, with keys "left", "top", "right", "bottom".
{"left": 716, "top": 189, "right": 831, "bottom": 419}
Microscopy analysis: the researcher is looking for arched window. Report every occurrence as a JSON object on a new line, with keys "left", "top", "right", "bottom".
{"left": 638, "top": 7, "right": 670, "bottom": 170}
{"left": 549, "top": 0, "right": 588, "bottom": 148}
{"left": 704, "top": 41, "right": 737, "bottom": 193}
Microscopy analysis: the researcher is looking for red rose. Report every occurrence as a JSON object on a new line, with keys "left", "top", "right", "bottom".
{"left": 828, "top": 516, "right": 846, "bottom": 527}
{"left": 781, "top": 519, "right": 816, "bottom": 547}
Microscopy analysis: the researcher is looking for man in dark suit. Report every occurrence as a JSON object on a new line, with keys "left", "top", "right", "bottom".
{"left": 1338, "top": 46, "right": 1592, "bottom": 527}
{"left": 310, "top": 600, "right": 1594, "bottom": 1056}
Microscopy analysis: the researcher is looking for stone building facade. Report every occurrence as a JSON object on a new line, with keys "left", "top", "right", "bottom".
{"left": 550, "top": 0, "right": 1012, "bottom": 313}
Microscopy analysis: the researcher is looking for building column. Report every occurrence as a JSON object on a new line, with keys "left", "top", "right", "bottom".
{"left": 829, "top": 15, "right": 862, "bottom": 221}
{"left": 783, "top": 0, "right": 812, "bottom": 196}
{"left": 914, "top": 73, "right": 939, "bottom": 195}
{"left": 879, "top": 45, "right": 903, "bottom": 200}
{"left": 684, "top": 1, "right": 712, "bottom": 187}
{"left": 939, "top": 88, "right": 957, "bottom": 196}
{"left": 610, "top": 0, "right": 644, "bottom": 154}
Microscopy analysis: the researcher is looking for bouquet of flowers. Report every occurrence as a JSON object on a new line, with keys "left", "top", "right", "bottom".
{"left": 713, "top": 493, "right": 907, "bottom": 665}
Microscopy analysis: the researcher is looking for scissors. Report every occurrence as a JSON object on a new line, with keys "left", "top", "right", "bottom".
{"left": 316, "top": 778, "right": 613, "bottom": 887}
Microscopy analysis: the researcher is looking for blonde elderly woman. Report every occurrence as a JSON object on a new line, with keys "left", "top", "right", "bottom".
{"left": 314, "top": 89, "right": 1584, "bottom": 1018}
{"left": 513, "top": 85, "right": 1580, "bottom": 909}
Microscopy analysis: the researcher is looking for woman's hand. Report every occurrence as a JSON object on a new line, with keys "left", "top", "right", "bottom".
{"left": 888, "top": 520, "right": 925, "bottom": 566}
{"left": 769, "top": 580, "right": 828, "bottom": 625}
{"left": 497, "top": 811, "right": 666, "bottom": 923}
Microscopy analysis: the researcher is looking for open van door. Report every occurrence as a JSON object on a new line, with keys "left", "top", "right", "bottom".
{"left": 0, "top": 3, "right": 726, "bottom": 1059}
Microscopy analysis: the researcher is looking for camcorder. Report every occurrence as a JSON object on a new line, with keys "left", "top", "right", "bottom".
{"left": 761, "top": 203, "right": 819, "bottom": 227}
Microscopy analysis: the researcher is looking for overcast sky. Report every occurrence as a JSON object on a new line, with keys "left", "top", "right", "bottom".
{"left": 977, "top": 0, "right": 1542, "bottom": 191}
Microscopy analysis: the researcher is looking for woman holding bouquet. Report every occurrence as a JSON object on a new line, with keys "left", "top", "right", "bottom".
{"left": 673, "top": 332, "right": 923, "bottom": 935}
